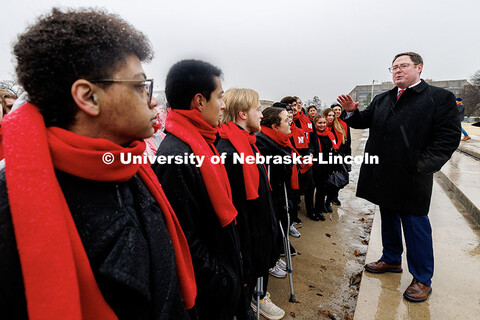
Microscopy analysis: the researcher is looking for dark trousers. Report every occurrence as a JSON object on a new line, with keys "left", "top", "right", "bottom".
{"left": 297, "top": 169, "right": 314, "bottom": 215}
{"left": 326, "top": 185, "right": 339, "bottom": 202}
{"left": 379, "top": 207, "right": 434, "bottom": 286}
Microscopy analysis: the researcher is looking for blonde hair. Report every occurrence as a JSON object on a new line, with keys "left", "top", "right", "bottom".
{"left": 222, "top": 88, "right": 259, "bottom": 123}
{"left": 322, "top": 108, "right": 346, "bottom": 143}
{"left": 0, "top": 89, "right": 18, "bottom": 114}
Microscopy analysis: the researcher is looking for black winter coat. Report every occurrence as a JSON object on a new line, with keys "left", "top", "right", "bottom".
{"left": 255, "top": 132, "right": 293, "bottom": 235}
{"left": 346, "top": 80, "right": 460, "bottom": 215}
{"left": 152, "top": 133, "right": 243, "bottom": 320}
{"left": 0, "top": 169, "right": 188, "bottom": 319}
{"left": 293, "top": 118, "right": 316, "bottom": 157}
{"left": 311, "top": 132, "right": 337, "bottom": 184}
{"left": 216, "top": 137, "right": 280, "bottom": 283}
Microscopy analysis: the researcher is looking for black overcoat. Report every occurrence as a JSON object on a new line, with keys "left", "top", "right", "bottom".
{"left": 152, "top": 133, "right": 243, "bottom": 320}
{"left": 215, "top": 137, "right": 280, "bottom": 283}
{"left": 0, "top": 169, "right": 188, "bottom": 319}
{"left": 254, "top": 132, "right": 293, "bottom": 235}
{"left": 346, "top": 80, "right": 460, "bottom": 215}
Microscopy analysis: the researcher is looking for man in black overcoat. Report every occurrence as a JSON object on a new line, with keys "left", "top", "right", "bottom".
{"left": 152, "top": 60, "right": 245, "bottom": 320}
{"left": 337, "top": 52, "right": 460, "bottom": 302}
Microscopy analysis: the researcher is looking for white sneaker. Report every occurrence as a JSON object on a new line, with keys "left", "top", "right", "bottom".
{"left": 251, "top": 295, "right": 285, "bottom": 320}
{"left": 289, "top": 224, "right": 301, "bottom": 238}
{"left": 276, "top": 258, "right": 287, "bottom": 271}
{"left": 269, "top": 264, "right": 287, "bottom": 278}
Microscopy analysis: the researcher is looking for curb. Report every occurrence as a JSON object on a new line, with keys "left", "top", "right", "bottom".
{"left": 457, "top": 145, "right": 480, "bottom": 160}
{"left": 435, "top": 169, "right": 480, "bottom": 225}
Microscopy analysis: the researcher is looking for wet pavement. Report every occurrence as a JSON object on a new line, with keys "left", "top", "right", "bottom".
{"left": 267, "top": 124, "right": 480, "bottom": 320}
{"left": 354, "top": 179, "right": 480, "bottom": 320}
{"left": 354, "top": 122, "right": 480, "bottom": 320}
{"left": 267, "top": 129, "right": 375, "bottom": 319}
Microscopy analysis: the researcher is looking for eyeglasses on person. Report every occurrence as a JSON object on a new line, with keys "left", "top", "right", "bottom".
{"left": 388, "top": 63, "right": 417, "bottom": 73}
{"left": 88, "top": 78, "right": 154, "bottom": 103}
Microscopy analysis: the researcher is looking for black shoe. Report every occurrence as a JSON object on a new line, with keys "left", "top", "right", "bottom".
{"left": 317, "top": 204, "right": 327, "bottom": 213}
{"left": 325, "top": 202, "right": 333, "bottom": 213}
{"left": 317, "top": 212, "right": 326, "bottom": 221}
{"left": 308, "top": 213, "right": 320, "bottom": 221}
{"left": 332, "top": 198, "right": 341, "bottom": 206}
{"left": 290, "top": 244, "right": 297, "bottom": 256}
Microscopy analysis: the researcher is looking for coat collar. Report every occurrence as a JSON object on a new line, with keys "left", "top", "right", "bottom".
{"left": 390, "top": 79, "right": 428, "bottom": 97}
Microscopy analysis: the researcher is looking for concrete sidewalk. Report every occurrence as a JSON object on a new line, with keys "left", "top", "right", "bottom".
{"left": 354, "top": 126, "right": 480, "bottom": 320}
{"left": 437, "top": 133, "right": 480, "bottom": 224}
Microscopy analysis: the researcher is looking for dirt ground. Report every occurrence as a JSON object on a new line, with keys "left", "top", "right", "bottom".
{"left": 267, "top": 129, "right": 375, "bottom": 320}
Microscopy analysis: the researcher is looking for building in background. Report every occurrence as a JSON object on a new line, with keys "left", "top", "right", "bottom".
{"left": 349, "top": 79, "right": 470, "bottom": 109}
{"left": 260, "top": 99, "right": 274, "bottom": 110}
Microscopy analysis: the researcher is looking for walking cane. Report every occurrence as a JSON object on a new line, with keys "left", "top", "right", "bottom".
{"left": 268, "top": 165, "right": 296, "bottom": 303}
{"left": 282, "top": 183, "right": 296, "bottom": 302}
{"left": 253, "top": 277, "right": 263, "bottom": 320}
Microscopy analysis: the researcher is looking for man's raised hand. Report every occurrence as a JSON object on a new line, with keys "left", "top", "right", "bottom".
{"left": 337, "top": 94, "right": 359, "bottom": 112}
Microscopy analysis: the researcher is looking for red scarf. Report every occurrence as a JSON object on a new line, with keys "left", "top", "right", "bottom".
{"left": 289, "top": 123, "right": 309, "bottom": 149}
{"left": 260, "top": 126, "right": 302, "bottom": 190}
{"left": 316, "top": 129, "right": 338, "bottom": 152}
{"left": 219, "top": 122, "right": 268, "bottom": 200}
{"left": 326, "top": 122, "right": 343, "bottom": 149}
{"left": 165, "top": 109, "right": 237, "bottom": 227}
{"left": 260, "top": 125, "right": 291, "bottom": 148}
{"left": 2, "top": 103, "right": 197, "bottom": 319}
{"left": 0, "top": 127, "right": 3, "bottom": 159}
{"left": 293, "top": 110, "right": 313, "bottom": 134}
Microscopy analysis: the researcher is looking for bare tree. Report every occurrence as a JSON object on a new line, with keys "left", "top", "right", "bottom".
{"left": 305, "top": 96, "right": 322, "bottom": 109}
{"left": 471, "top": 70, "right": 480, "bottom": 88}
{"left": 0, "top": 80, "right": 24, "bottom": 96}
{"left": 460, "top": 83, "right": 480, "bottom": 117}
{"left": 458, "top": 71, "right": 480, "bottom": 117}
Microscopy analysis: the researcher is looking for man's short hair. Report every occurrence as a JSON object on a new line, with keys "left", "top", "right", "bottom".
{"left": 222, "top": 88, "right": 259, "bottom": 123}
{"left": 392, "top": 52, "right": 423, "bottom": 65}
{"left": 307, "top": 105, "right": 317, "bottom": 112}
{"left": 165, "top": 59, "right": 223, "bottom": 110}
{"left": 13, "top": 8, "right": 153, "bottom": 128}
{"left": 280, "top": 96, "right": 296, "bottom": 105}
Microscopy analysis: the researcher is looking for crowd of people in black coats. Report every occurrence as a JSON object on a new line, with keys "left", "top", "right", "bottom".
{"left": 0, "top": 8, "right": 367, "bottom": 320}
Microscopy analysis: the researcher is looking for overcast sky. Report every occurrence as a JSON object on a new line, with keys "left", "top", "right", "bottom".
{"left": 1, "top": 0, "right": 479, "bottom": 105}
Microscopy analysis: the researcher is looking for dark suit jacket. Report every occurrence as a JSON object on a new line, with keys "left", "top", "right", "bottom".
{"left": 346, "top": 80, "right": 460, "bottom": 215}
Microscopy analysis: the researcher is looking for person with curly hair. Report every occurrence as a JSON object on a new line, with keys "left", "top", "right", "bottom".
{"left": 0, "top": 8, "right": 196, "bottom": 319}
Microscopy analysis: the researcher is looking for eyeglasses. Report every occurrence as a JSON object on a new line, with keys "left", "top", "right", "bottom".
{"left": 388, "top": 63, "right": 416, "bottom": 73}
{"left": 89, "top": 78, "right": 154, "bottom": 103}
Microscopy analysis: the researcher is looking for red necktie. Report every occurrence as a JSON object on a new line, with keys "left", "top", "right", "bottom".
{"left": 397, "top": 89, "right": 405, "bottom": 100}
